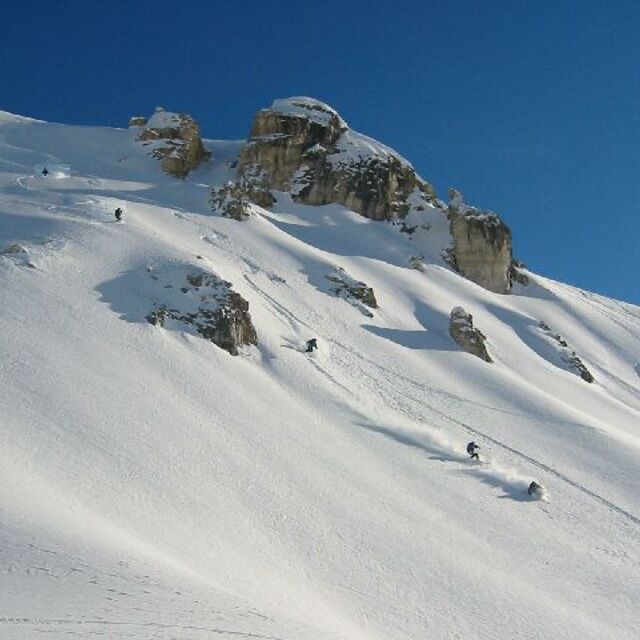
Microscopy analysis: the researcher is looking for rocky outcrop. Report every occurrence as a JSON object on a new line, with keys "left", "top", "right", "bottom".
{"left": 210, "top": 177, "right": 273, "bottom": 220}
{"left": 447, "top": 189, "right": 513, "bottom": 294}
{"left": 537, "top": 321, "right": 594, "bottom": 383}
{"left": 210, "top": 181, "right": 253, "bottom": 220}
{"left": 145, "top": 263, "right": 257, "bottom": 355}
{"left": 137, "top": 108, "right": 210, "bottom": 178}
{"left": 326, "top": 266, "right": 377, "bottom": 307}
{"left": 449, "top": 307, "right": 492, "bottom": 362}
{"left": 238, "top": 97, "right": 435, "bottom": 220}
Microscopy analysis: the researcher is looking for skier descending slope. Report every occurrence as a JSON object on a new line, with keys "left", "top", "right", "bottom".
{"left": 114, "top": 207, "right": 123, "bottom": 222}
{"left": 466, "top": 441, "right": 480, "bottom": 461}
{"left": 305, "top": 338, "right": 318, "bottom": 353}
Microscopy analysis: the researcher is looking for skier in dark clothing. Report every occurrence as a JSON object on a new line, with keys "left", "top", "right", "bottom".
{"left": 466, "top": 441, "right": 480, "bottom": 460}
{"left": 528, "top": 481, "right": 543, "bottom": 496}
{"left": 41, "top": 167, "right": 49, "bottom": 176}
{"left": 305, "top": 338, "right": 318, "bottom": 353}
{"left": 114, "top": 207, "right": 123, "bottom": 222}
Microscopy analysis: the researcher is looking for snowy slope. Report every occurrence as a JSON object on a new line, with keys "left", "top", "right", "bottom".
{"left": 0, "top": 111, "right": 638, "bottom": 639}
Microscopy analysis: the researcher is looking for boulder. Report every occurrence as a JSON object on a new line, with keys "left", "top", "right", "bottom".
{"left": 326, "top": 267, "right": 378, "bottom": 311}
{"left": 238, "top": 97, "right": 436, "bottom": 220}
{"left": 145, "top": 263, "right": 257, "bottom": 355}
{"left": 447, "top": 189, "right": 513, "bottom": 294}
{"left": 137, "top": 107, "right": 210, "bottom": 178}
{"left": 449, "top": 307, "right": 492, "bottom": 362}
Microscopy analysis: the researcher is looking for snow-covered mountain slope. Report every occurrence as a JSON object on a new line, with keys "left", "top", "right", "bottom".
{"left": 0, "top": 111, "right": 639, "bottom": 639}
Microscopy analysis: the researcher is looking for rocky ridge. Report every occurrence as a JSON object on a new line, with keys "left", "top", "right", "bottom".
{"left": 237, "top": 97, "right": 436, "bottom": 221}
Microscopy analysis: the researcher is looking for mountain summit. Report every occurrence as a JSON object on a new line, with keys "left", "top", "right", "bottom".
{"left": 0, "top": 100, "right": 638, "bottom": 640}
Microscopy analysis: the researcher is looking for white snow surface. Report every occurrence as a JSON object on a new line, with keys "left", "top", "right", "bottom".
{"left": 0, "top": 112, "right": 639, "bottom": 639}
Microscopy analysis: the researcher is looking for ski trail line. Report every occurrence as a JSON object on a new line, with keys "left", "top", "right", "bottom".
{"left": 332, "top": 338, "right": 640, "bottom": 527}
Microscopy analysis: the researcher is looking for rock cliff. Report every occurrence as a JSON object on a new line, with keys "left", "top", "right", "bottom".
{"left": 447, "top": 189, "right": 513, "bottom": 294}
{"left": 238, "top": 97, "right": 435, "bottom": 220}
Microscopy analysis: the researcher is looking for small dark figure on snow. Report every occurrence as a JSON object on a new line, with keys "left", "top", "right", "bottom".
{"left": 528, "top": 481, "right": 543, "bottom": 496}
{"left": 466, "top": 441, "right": 480, "bottom": 460}
{"left": 114, "top": 207, "right": 123, "bottom": 222}
{"left": 41, "top": 167, "right": 49, "bottom": 177}
{"left": 305, "top": 338, "right": 318, "bottom": 353}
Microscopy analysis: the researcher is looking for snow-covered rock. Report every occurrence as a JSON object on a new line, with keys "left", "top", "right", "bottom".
{"left": 238, "top": 96, "right": 436, "bottom": 220}
{"left": 325, "top": 266, "right": 378, "bottom": 316}
{"left": 137, "top": 107, "right": 210, "bottom": 178}
{"left": 145, "top": 263, "right": 257, "bottom": 355}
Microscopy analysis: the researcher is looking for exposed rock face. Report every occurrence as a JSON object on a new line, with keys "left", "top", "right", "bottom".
{"left": 449, "top": 306, "right": 492, "bottom": 362}
{"left": 447, "top": 189, "right": 513, "bottom": 294}
{"left": 145, "top": 263, "right": 257, "bottom": 355}
{"left": 238, "top": 97, "right": 435, "bottom": 220}
{"left": 137, "top": 108, "right": 210, "bottom": 178}
{"left": 537, "top": 321, "right": 594, "bottom": 383}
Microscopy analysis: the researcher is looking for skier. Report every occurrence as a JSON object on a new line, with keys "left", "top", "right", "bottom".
{"left": 305, "top": 338, "right": 318, "bottom": 353}
{"left": 41, "top": 167, "right": 49, "bottom": 177}
{"left": 466, "top": 441, "right": 480, "bottom": 460}
{"left": 528, "top": 481, "right": 543, "bottom": 497}
{"left": 114, "top": 207, "right": 123, "bottom": 222}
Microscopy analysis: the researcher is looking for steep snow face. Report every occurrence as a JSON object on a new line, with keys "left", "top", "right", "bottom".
{"left": 0, "top": 112, "right": 639, "bottom": 640}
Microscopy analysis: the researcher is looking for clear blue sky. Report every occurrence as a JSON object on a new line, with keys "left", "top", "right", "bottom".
{"left": 2, "top": 0, "right": 638, "bottom": 303}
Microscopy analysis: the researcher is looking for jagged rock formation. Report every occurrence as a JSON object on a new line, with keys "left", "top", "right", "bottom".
{"left": 137, "top": 108, "right": 210, "bottom": 178}
{"left": 447, "top": 189, "right": 513, "bottom": 294}
{"left": 145, "top": 263, "right": 257, "bottom": 355}
{"left": 537, "top": 321, "right": 594, "bottom": 383}
{"left": 238, "top": 97, "right": 435, "bottom": 220}
{"left": 210, "top": 178, "right": 274, "bottom": 220}
{"left": 210, "top": 181, "right": 253, "bottom": 220}
{"left": 511, "top": 259, "right": 530, "bottom": 286}
{"left": 449, "top": 307, "right": 492, "bottom": 362}
{"left": 325, "top": 267, "right": 378, "bottom": 317}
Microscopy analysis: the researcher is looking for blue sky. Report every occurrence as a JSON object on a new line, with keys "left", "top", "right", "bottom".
{"left": 2, "top": 0, "right": 638, "bottom": 303}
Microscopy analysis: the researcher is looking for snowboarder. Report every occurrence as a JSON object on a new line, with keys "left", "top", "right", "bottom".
{"left": 466, "top": 441, "right": 480, "bottom": 460}
{"left": 41, "top": 167, "right": 49, "bottom": 177}
{"left": 114, "top": 207, "right": 123, "bottom": 222}
{"left": 528, "top": 481, "right": 543, "bottom": 496}
{"left": 305, "top": 338, "right": 318, "bottom": 353}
